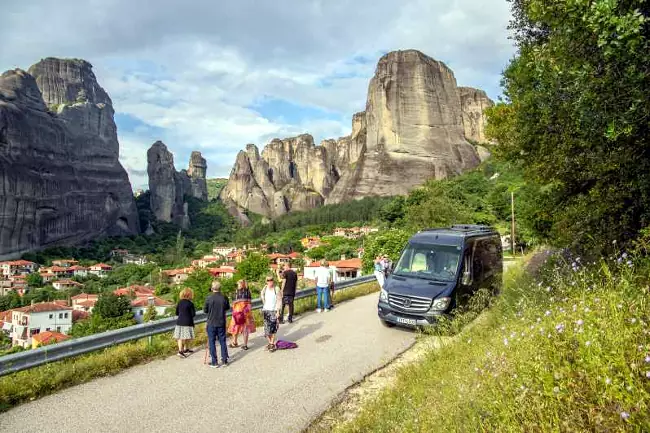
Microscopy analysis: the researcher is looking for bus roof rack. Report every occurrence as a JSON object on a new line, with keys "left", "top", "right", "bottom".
{"left": 450, "top": 224, "right": 494, "bottom": 232}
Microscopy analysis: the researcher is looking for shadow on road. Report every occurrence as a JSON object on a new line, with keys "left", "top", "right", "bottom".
{"left": 279, "top": 322, "right": 323, "bottom": 343}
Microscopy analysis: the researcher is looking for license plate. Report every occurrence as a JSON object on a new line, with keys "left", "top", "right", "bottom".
{"left": 396, "top": 317, "right": 417, "bottom": 326}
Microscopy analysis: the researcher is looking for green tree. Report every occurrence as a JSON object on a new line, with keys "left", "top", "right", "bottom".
{"left": 94, "top": 293, "right": 133, "bottom": 319}
{"left": 235, "top": 253, "right": 270, "bottom": 283}
{"left": 143, "top": 305, "right": 157, "bottom": 322}
{"left": 0, "top": 291, "right": 22, "bottom": 310}
{"left": 362, "top": 229, "right": 412, "bottom": 273}
{"left": 176, "top": 269, "right": 214, "bottom": 308}
{"left": 488, "top": 0, "right": 650, "bottom": 252}
{"left": 26, "top": 273, "right": 43, "bottom": 288}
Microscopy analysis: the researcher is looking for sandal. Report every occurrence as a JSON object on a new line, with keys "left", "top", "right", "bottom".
{"left": 241, "top": 345, "right": 249, "bottom": 350}
{"left": 229, "top": 343, "right": 239, "bottom": 348}
{"left": 269, "top": 344, "right": 277, "bottom": 353}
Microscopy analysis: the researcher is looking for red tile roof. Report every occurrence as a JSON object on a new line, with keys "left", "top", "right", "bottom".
{"left": 53, "top": 279, "right": 83, "bottom": 287}
{"left": 32, "top": 331, "right": 70, "bottom": 345}
{"left": 49, "top": 266, "right": 71, "bottom": 273}
{"left": 0, "top": 260, "right": 36, "bottom": 266}
{"left": 68, "top": 265, "right": 88, "bottom": 271}
{"left": 162, "top": 268, "right": 193, "bottom": 276}
{"left": 305, "top": 258, "right": 362, "bottom": 269}
{"left": 71, "top": 293, "right": 99, "bottom": 301}
{"left": 207, "top": 267, "right": 235, "bottom": 276}
{"left": 14, "top": 302, "right": 72, "bottom": 314}
{"left": 72, "top": 310, "right": 90, "bottom": 322}
{"left": 91, "top": 263, "right": 112, "bottom": 270}
{"left": 76, "top": 300, "right": 97, "bottom": 308}
{"left": 114, "top": 285, "right": 155, "bottom": 297}
{"left": 130, "top": 296, "right": 172, "bottom": 307}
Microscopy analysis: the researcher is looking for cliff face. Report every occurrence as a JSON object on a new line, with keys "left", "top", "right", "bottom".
{"left": 0, "top": 58, "right": 139, "bottom": 259}
{"left": 147, "top": 142, "right": 207, "bottom": 227}
{"left": 221, "top": 49, "right": 493, "bottom": 217}
{"left": 459, "top": 87, "right": 494, "bottom": 143}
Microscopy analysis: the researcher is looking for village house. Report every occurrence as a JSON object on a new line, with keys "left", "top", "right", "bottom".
{"left": 32, "top": 330, "right": 70, "bottom": 349}
{"left": 333, "top": 227, "right": 347, "bottom": 237}
{"left": 207, "top": 266, "right": 235, "bottom": 279}
{"left": 89, "top": 263, "right": 112, "bottom": 278}
{"left": 68, "top": 265, "right": 88, "bottom": 278}
{"left": 226, "top": 250, "right": 245, "bottom": 264}
{"left": 0, "top": 260, "right": 37, "bottom": 277}
{"left": 114, "top": 285, "right": 155, "bottom": 298}
{"left": 360, "top": 226, "right": 378, "bottom": 235}
{"left": 52, "top": 279, "right": 84, "bottom": 291}
{"left": 9, "top": 302, "right": 73, "bottom": 348}
{"left": 0, "top": 275, "right": 28, "bottom": 296}
{"left": 71, "top": 293, "right": 99, "bottom": 312}
{"left": 162, "top": 268, "right": 193, "bottom": 285}
{"left": 192, "top": 256, "right": 221, "bottom": 268}
{"left": 301, "top": 236, "right": 322, "bottom": 250}
{"left": 123, "top": 254, "right": 148, "bottom": 265}
{"left": 46, "top": 266, "right": 73, "bottom": 278}
{"left": 131, "top": 296, "right": 173, "bottom": 323}
{"left": 213, "top": 246, "right": 236, "bottom": 257}
{"left": 51, "top": 259, "right": 79, "bottom": 268}
{"left": 303, "top": 257, "right": 363, "bottom": 283}
{"left": 268, "top": 253, "right": 292, "bottom": 266}
{"left": 110, "top": 249, "right": 129, "bottom": 258}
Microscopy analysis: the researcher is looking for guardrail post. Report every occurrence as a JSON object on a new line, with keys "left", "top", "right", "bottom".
{"left": 148, "top": 335, "right": 153, "bottom": 346}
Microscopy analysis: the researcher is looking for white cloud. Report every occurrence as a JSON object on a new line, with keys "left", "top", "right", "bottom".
{"left": 0, "top": 0, "right": 515, "bottom": 184}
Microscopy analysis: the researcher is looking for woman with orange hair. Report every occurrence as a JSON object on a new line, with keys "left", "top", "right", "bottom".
{"left": 227, "top": 279, "right": 255, "bottom": 351}
{"left": 174, "top": 287, "right": 196, "bottom": 358}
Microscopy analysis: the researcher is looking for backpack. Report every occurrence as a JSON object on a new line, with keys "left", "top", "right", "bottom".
{"left": 233, "top": 310, "right": 246, "bottom": 326}
{"left": 276, "top": 340, "right": 298, "bottom": 350}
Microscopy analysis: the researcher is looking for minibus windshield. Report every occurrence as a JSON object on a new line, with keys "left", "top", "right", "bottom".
{"left": 393, "top": 243, "right": 462, "bottom": 282}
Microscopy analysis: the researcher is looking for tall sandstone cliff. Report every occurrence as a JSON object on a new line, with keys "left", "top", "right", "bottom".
{"left": 0, "top": 58, "right": 139, "bottom": 259}
{"left": 147, "top": 141, "right": 207, "bottom": 227}
{"left": 221, "top": 49, "right": 493, "bottom": 218}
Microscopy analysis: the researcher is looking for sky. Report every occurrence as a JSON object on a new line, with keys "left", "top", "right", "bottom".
{"left": 0, "top": 0, "right": 515, "bottom": 190}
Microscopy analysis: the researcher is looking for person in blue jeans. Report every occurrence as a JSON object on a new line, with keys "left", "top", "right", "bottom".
{"left": 315, "top": 259, "right": 332, "bottom": 312}
{"left": 204, "top": 281, "right": 230, "bottom": 368}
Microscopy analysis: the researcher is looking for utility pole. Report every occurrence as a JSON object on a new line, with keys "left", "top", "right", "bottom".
{"left": 511, "top": 191, "right": 516, "bottom": 257}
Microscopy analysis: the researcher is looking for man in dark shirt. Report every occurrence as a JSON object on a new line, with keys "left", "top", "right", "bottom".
{"left": 280, "top": 264, "right": 298, "bottom": 324}
{"left": 204, "top": 281, "right": 230, "bottom": 368}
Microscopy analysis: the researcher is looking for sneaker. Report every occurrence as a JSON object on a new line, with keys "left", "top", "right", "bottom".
{"left": 209, "top": 363, "right": 219, "bottom": 369}
{"left": 222, "top": 360, "right": 229, "bottom": 367}
{"left": 177, "top": 351, "right": 187, "bottom": 358}
{"left": 183, "top": 348, "right": 194, "bottom": 354}
{"left": 316, "top": 308, "right": 322, "bottom": 313}
{"left": 324, "top": 308, "right": 330, "bottom": 313}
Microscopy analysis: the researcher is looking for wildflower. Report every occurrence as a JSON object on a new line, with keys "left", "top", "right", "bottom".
{"left": 546, "top": 287, "right": 552, "bottom": 292}
{"left": 646, "top": 371, "right": 650, "bottom": 378}
{"left": 645, "top": 355, "right": 650, "bottom": 363}
{"left": 584, "top": 307, "right": 590, "bottom": 313}
{"left": 537, "top": 317, "right": 541, "bottom": 323}
{"left": 503, "top": 338, "right": 509, "bottom": 346}
{"left": 605, "top": 378, "right": 612, "bottom": 385}
{"left": 631, "top": 363, "right": 637, "bottom": 370}
{"left": 627, "top": 260, "right": 633, "bottom": 267}
{"left": 467, "top": 339, "right": 471, "bottom": 344}
{"left": 631, "top": 318, "right": 637, "bottom": 324}
{"left": 553, "top": 386, "right": 559, "bottom": 393}
{"left": 585, "top": 341, "right": 591, "bottom": 346}
{"left": 626, "top": 386, "right": 632, "bottom": 391}
{"left": 622, "top": 252, "right": 628, "bottom": 259}
{"left": 621, "top": 412, "right": 630, "bottom": 420}
{"left": 617, "top": 304, "right": 623, "bottom": 309}
{"left": 613, "top": 240, "right": 617, "bottom": 244}
{"left": 594, "top": 298, "right": 600, "bottom": 303}
{"left": 474, "top": 367, "right": 479, "bottom": 372}
{"left": 576, "top": 319, "right": 584, "bottom": 326}
{"left": 555, "top": 323, "right": 565, "bottom": 333}
{"left": 572, "top": 305, "right": 577, "bottom": 312}
{"left": 545, "top": 310, "right": 551, "bottom": 316}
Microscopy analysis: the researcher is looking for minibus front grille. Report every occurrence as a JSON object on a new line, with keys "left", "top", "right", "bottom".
{"left": 388, "top": 293, "right": 431, "bottom": 313}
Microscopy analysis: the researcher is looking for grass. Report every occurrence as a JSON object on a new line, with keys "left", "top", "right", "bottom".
{"left": 335, "top": 252, "right": 650, "bottom": 432}
{"left": 0, "top": 281, "right": 378, "bottom": 413}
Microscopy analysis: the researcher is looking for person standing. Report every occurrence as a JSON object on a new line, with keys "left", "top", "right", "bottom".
{"left": 374, "top": 256, "right": 385, "bottom": 289}
{"left": 204, "top": 281, "right": 230, "bottom": 368}
{"left": 280, "top": 264, "right": 297, "bottom": 323}
{"left": 227, "top": 279, "right": 255, "bottom": 350}
{"left": 174, "top": 287, "right": 196, "bottom": 358}
{"left": 315, "top": 259, "right": 332, "bottom": 312}
{"left": 261, "top": 275, "right": 282, "bottom": 352}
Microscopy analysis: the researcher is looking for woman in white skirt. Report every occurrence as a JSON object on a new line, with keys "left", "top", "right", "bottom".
{"left": 174, "top": 287, "right": 196, "bottom": 358}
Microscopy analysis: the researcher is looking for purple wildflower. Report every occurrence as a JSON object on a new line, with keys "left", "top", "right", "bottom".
{"left": 621, "top": 412, "right": 630, "bottom": 420}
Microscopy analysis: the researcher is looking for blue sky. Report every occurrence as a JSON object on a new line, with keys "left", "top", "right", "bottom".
{"left": 0, "top": 0, "right": 515, "bottom": 190}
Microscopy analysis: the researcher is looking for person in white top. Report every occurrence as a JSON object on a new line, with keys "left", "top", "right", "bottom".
{"left": 315, "top": 259, "right": 332, "bottom": 312}
{"left": 260, "top": 275, "right": 282, "bottom": 352}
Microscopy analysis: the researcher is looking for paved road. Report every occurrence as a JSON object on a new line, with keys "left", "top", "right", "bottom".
{"left": 0, "top": 293, "right": 415, "bottom": 433}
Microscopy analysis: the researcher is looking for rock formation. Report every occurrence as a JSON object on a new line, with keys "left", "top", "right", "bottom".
{"left": 0, "top": 58, "right": 139, "bottom": 259}
{"left": 221, "top": 49, "right": 493, "bottom": 217}
{"left": 187, "top": 151, "right": 208, "bottom": 201}
{"left": 147, "top": 142, "right": 208, "bottom": 227}
{"left": 459, "top": 87, "right": 494, "bottom": 143}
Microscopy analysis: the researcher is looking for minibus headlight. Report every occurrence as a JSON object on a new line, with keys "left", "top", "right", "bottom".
{"left": 429, "top": 297, "right": 451, "bottom": 311}
{"left": 379, "top": 288, "right": 388, "bottom": 302}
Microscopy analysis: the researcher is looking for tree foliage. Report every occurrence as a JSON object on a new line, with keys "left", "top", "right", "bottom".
{"left": 488, "top": 0, "right": 650, "bottom": 252}
{"left": 235, "top": 253, "right": 271, "bottom": 283}
{"left": 143, "top": 305, "right": 157, "bottom": 322}
{"left": 94, "top": 293, "right": 133, "bottom": 319}
{"left": 26, "top": 273, "right": 43, "bottom": 288}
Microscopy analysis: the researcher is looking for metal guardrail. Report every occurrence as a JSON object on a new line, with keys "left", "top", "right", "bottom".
{"left": 0, "top": 275, "right": 375, "bottom": 377}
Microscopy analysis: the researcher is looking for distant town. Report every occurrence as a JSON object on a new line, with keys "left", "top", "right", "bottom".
{"left": 0, "top": 226, "right": 378, "bottom": 351}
